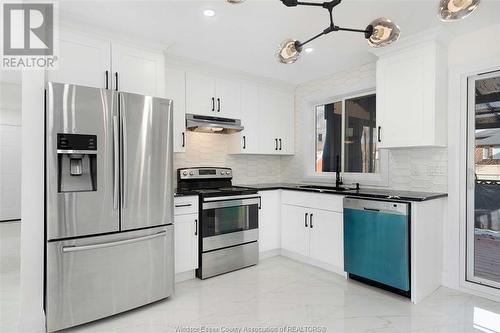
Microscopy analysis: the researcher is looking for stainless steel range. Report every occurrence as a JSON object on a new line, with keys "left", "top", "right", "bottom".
{"left": 177, "top": 167, "right": 260, "bottom": 279}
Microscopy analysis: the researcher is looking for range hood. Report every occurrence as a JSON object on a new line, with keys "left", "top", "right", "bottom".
{"left": 186, "top": 114, "right": 244, "bottom": 134}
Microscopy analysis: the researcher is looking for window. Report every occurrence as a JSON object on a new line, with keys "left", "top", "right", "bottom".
{"left": 315, "top": 93, "right": 378, "bottom": 174}
{"left": 483, "top": 147, "right": 489, "bottom": 160}
{"left": 493, "top": 147, "right": 500, "bottom": 160}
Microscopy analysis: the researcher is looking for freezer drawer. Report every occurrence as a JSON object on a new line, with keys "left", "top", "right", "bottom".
{"left": 46, "top": 225, "right": 174, "bottom": 332}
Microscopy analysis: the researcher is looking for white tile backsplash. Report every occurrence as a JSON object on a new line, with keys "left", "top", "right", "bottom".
{"left": 173, "top": 131, "right": 282, "bottom": 185}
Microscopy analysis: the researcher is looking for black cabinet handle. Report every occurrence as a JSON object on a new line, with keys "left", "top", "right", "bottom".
{"left": 217, "top": 98, "right": 220, "bottom": 112}
{"left": 105, "top": 71, "right": 109, "bottom": 89}
{"left": 258, "top": 197, "right": 262, "bottom": 210}
{"left": 195, "top": 219, "right": 198, "bottom": 236}
{"left": 211, "top": 97, "right": 215, "bottom": 112}
{"left": 175, "top": 203, "right": 192, "bottom": 208}
{"left": 304, "top": 213, "right": 308, "bottom": 227}
{"left": 310, "top": 214, "right": 313, "bottom": 228}
{"left": 114, "top": 72, "right": 118, "bottom": 91}
{"left": 378, "top": 126, "right": 381, "bottom": 143}
{"left": 275, "top": 138, "right": 278, "bottom": 150}
{"left": 279, "top": 138, "right": 282, "bottom": 151}
{"left": 243, "top": 136, "right": 246, "bottom": 149}
{"left": 182, "top": 132, "right": 185, "bottom": 148}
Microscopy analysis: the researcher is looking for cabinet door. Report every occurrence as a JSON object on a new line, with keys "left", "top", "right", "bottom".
{"left": 258, "top": 191, "right": 281, "bottom": 252}
{"left": 376, "top": 45, "right": 435, "bottom": 148}
{"left": 215, "top": 78, "right": 241, "bottom": 119}
{"left": 166, "top": 68, "right": 186, "bottom": 153}
{"left": 47, "top": 30, "right": 110, "bottom": 88}
{"left": 309, "top": 209, "right": 343, "bottom": 268}
{"left": 111, "top": 42, "right": 165, "bottom": 97}
{"left": 185, "top": 72, "right": 216, "bottom": 116}
{"left": 228, "top": 84, "right": 260, "bottom": 154}
{"left": 259, "top": 89, "right": 281, "bottom": 154}
{"left": 281, "top": 205, "right": 309, "bottom": 257}
{"left": 277, "top": 91, "right": 294, "bottom": 155}
{"left": 174, "top": 213, "right": 199, "bottom": 274}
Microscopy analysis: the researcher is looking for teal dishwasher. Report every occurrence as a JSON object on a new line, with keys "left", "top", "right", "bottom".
{"left": 343, "top": 197, "right": 410, "bottom": 297}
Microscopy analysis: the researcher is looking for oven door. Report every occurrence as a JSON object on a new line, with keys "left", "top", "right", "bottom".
{"left": 202, "top": 195, "right": 259, "bottom": 251}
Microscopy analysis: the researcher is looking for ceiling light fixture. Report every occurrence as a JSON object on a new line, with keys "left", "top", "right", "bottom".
{"left": 438, "top": 0, "right": 480, "bottom": 21}
{"left": 305, "top": 47, "right": 314, "bottom": 53}
{"left": 276, "top": 0, "right": 400, "bottom": 64}
{"left": 203, "top": 9, "right": 216, "bottom": 17}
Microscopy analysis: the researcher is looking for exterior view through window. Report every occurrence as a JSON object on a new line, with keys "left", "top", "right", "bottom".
{"left": 467, "top": 71, "right": 500, "bottom": 288}
{"left": 315, "top": 93, "right": 378, "bottom": 174}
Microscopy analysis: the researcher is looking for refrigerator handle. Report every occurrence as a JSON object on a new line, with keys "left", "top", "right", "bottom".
{"left": 61, "top": 231, "right": 167, "bottom": 253}
{"left": 120, "top": 94, "right": 128, "bottom": 209}
{"left": 113, "top": 115, "right": 119, "bottom": 210}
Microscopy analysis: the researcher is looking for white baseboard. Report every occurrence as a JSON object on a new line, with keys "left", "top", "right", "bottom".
{"left": 280, "top": 249, "right": 347, "bottom": 278}
{"left": 175, "top": 270, "right": 196, "bottom": 283}
{"left": 259, "top": 249, "right": 281, "bottom": 260}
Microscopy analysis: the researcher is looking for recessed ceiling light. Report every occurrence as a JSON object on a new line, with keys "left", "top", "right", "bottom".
{"left": 305, "top": 47, "right": 314, "bottom": 53}
{"left": 203, "top": 9, "right": 216, "bottom": 17}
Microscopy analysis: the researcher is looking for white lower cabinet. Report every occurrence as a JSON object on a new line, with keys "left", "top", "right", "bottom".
{"left": 281, "top": 191, "right": 344, "bottom": 270}
{"left": 174, "top": 196, "right": 199, "bottom": 275}
{"left": 308, "top": 208, "right": 343, "bottom": 268}
{"left": 258, "top": 190, "right": 281, "bottom": 253}
{"left": 281, "top": 205, "right": 309, "bottom": 257}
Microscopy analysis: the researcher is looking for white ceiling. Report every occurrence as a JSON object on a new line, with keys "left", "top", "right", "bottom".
{"left": 59, "top": 0, "right": 500, "bottom": 85}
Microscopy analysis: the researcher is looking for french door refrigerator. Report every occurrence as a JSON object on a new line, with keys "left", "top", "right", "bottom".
{"left": 45, "top": 82, "right": 174, "bottom": 332}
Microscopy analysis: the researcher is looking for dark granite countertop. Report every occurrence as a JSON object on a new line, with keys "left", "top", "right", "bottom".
{"left": 174, "top": 189, "right": 200, "bottom": 197}
{"left": 235, "top": 183, "right": 447, "bottom": 202}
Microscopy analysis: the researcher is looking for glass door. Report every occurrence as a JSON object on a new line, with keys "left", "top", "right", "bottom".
{"left": 467, "top": 71, "right": 500, "bottom": 288}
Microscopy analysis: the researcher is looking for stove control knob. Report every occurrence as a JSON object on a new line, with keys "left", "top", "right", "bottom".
{"left": 189, "top": 171, "right": 194, "bottom": 176}
{"left": 182, "top": 171, "right": 188, "bottom": 176}
{"left": 226, "top": 171, "right": 231, "bottom": 175}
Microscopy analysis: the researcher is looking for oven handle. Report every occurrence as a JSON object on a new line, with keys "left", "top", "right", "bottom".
{"left": 203, "top": 194, "right": 260, "bottom": 202}
{"left": 203, "top": 197, "right": 260, "bottom": 210}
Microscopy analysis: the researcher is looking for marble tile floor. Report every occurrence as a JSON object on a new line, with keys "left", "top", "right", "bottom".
{"left": 2, "top": 221, "right": 500, "bottom": 333}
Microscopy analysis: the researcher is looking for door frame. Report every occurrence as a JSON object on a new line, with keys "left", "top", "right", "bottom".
{"left": 465, "top": 71, "right": 500, "bottom": 290}
{"left": 455, "top": 57, "right": 500, "bottom": 300}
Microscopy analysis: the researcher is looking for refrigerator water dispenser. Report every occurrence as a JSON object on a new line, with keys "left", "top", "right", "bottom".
{"left": 57, "top": 133, "right": 97, "bottom": 192}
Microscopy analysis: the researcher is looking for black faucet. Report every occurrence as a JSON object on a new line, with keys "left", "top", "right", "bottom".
{"left": 335, "top": 155, "right": 343, "bottom": 188}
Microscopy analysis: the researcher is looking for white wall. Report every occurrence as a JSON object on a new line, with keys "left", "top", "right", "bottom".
{"left": 0, "top": 78, "right": 22, "bottom": 221}
{"left": 280, "top": 63, "right": 448, "bottom": 193}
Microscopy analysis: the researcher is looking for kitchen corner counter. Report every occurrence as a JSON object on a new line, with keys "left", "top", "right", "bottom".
{"left": 238, "top": 183, "right": 447, "bottom": 202}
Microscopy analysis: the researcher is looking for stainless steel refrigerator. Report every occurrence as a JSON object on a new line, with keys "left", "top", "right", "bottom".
{"left": 44, "top": 82, "right": 174, "bottom": 332}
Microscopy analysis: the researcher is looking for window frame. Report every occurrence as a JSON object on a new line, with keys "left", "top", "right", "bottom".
{"left": 308, "top": 89, "right": 389, "bottom": 187}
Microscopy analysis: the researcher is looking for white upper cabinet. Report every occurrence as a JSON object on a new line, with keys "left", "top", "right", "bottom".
{"left": 48, "top": 28, "right": 165, "bottom": 98}
{"left": 228, "top": 84, "right": 260, "bottom": 154}
{"left": 186, "top": 72, "right": 216, "bottom": 116}
{"left": 111, "top": 42, "right": 165, "bottom": 97}
{"left": 165, "top": 68, "right": 187, "bottom": 153}
{"left": 215, "top": 78, "right": 241, "bottom": 119}
{"left": 228, "top": 85, "right": 294, "bottom": 155}
{"left": 47, "top": 30, "right": 111, "bottom": 88}
{"left": 185, "top": 72, "right": 241, "bottom": 119}
{"left": 374, "top": 38, "right": 447, "bottom": 148}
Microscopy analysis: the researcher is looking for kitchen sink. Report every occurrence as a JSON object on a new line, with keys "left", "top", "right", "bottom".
{"left": 297, "top": 185, "right": 353, "bottom": 192}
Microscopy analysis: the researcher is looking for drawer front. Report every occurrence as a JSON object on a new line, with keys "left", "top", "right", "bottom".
{"left": 46, "top": 225, "right": 174, "bottom": 332}
{"left": 281, "top": 190, "right": 344, "bottom": 212}
{"left": 174, "top": 195, "right": 199, "bottom": 215}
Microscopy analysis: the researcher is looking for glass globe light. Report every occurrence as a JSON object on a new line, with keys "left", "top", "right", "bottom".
{"left": 366, "top": 18, "right": 400, "bottom": 48}
{"left": 438, "top": 0, "right": 480, "bottom": 21}
{"left": 276, "top": 39, "right": 302, "bottom": 64}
